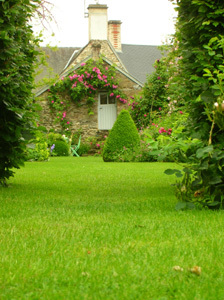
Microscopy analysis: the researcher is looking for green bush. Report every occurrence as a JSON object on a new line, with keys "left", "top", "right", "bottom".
{"left": 103, "top": 110, "right": 140, "bottom": 162}
{"left": 47, "top": 132, "right": 65, "bottom": 146}
{"left": 25, "top": 131, "right": 49, "bottom": 162}
{"left": 53, "top": 140, "right": 69, "bottom": 156}
{"left": 0, "top": 0, "right": 39, "bottom": 186}
{"left": 26, "top": 144, "right": 49, "bottom": 162}
{"left": 77, "top": 143, "right": 91, "bottom": 156}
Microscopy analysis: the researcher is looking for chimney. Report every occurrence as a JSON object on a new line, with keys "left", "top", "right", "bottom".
{"left": 108, "top": 20, "right": 122, "bottom": 52}
{"left": 91, "top": 43, "right": 101, "bottom": 60}
{"left": 88, "top": 4, "right": 108, "bottom": 41}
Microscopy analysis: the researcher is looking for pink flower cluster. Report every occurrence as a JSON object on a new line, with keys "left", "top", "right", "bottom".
{"left": 129, "top": 101, "right": 139, "bottom": 111}
{"left": 109, "top": 92, "right": 127, "bottom": 103}
{"left": 68, "top": 66, "right": 115, "bottom": 90}
{"left": 92, "top": 66, "right": 101, "bottom": 74}
{"left": 60, "top": 111, "right": 69, "bottom": 124}
{"left": 92, "top": 67, "right": 109, "bottom": 84}
{"left": 158, "top": 127, "right": 172, "bottom": 135}
{"left": 69, "top": 72, "right": 98, "bottom": 91}
{"left": 115, "top": 94, "right": 127, "bottom": 103}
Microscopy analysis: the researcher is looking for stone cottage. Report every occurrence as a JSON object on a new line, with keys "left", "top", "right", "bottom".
{"left": 36, "top": 3, "right": 162, "bottom": 137}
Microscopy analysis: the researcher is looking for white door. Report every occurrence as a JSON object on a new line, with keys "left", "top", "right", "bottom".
{"left": 98, "top": 93, "right": 117, "bottom": 130}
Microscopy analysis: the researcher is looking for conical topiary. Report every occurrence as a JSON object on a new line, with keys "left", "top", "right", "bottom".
{"left": 102, "top": 109, "right": 140, "bottom": 162}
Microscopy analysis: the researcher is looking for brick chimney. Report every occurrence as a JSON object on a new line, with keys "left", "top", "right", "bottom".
{"left": 108, "top": 20, "right": 122, "bottom": 52}
{"left": 88, "top": 4, "right": 108, "bottom": 41}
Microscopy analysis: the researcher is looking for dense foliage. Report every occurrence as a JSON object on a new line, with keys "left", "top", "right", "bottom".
{"left": 171, "top": 0, "right": 224, "bottom": 140}
{"left": 0, "top": 0, "right": 40, "bottom": 185}
{"left": 130, "top": 42, "right": 185, "bottom": 131}
{"left": 130, "top": 58, "right": 169, "bottom": 129}
{"left": 165, "top": 0, "right": 224, "bottom": 209}
{"left": 103, "top": 110, "right": 140, "bottom": 162}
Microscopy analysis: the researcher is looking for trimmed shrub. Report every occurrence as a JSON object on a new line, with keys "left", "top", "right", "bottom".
{"left": 53, "top": 140, "right": 69, "bottom": 156}
{"left": 103, "top": 110, "right": 140, "bottom": 162}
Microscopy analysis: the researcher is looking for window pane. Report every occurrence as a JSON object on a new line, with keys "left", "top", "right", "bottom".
{"left": 109, "top": 96, "right": 115, "bottom": 104}
{"left": 100, "top": 94, "right": 107, "bottom": 105}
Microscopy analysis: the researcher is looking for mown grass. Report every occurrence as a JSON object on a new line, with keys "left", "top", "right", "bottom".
{"left": 0, "top": 157, "right": 224, "bottom": 300}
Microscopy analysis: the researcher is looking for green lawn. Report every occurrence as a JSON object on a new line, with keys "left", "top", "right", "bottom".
{"left": 0, "top": 157, "right": 224, "bottom": 300}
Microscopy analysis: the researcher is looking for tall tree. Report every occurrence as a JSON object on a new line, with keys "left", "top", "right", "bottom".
{"left": 0, "top": 0, "right": 40, "bottom": 186}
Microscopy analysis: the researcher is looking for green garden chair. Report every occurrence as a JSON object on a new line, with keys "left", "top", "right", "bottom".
{"left": 70, "top": 135, "right": 81, "bottom": 157}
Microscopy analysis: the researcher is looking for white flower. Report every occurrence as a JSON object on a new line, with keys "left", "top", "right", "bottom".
{"left": 214, "top": 102, "right": 219, "bottom": 107}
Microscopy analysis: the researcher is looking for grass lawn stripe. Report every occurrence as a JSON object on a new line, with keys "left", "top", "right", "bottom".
{"left": 0, "top": 157, "right": 224, "bottom": 299}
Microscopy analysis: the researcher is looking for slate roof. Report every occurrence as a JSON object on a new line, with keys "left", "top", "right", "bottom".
{"left": 117, "top": 44, "right": 162, "bottom": 84}
{"left": 35, "top": 47, "right": 80, "bottom": 84}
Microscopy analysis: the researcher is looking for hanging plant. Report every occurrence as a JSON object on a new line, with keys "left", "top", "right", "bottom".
{"left": 48, "top": 58, "right": 128, "bottom": 132}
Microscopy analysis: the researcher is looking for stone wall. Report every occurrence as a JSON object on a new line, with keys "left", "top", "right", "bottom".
{"left": 69, "top": 40, "right": 125, "bottom": 71}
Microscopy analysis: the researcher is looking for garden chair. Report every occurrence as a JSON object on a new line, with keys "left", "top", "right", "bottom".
{"left": 70, "top": 135, "right": 81, "bottom": 157}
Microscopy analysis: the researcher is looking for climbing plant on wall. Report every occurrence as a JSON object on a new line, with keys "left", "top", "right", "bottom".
{"left": 48, "top": 58, "right": 128, "bottom": 132}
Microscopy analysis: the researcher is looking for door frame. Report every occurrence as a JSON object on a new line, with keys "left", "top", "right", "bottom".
{"left": 98, "top": 92, "right": 117, "bottom": 130}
